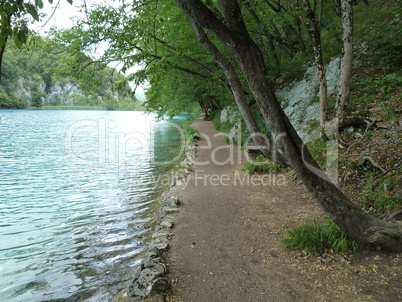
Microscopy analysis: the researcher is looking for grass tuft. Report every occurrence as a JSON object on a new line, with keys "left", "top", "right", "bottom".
{"left": 242, "top": 155, "right": 283, "bottom": 174}
{"left": 281, "top": 217, "right": 358, "bottom": 255}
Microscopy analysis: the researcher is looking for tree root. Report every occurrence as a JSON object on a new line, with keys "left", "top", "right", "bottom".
{"left": 359, "top": 156, "right": 386, "bottom": 174}
{"left": 346, "top": 119, "right": 376, "bottom": 154}
{"left": 366, "top": 224, "right": 402, "bottom": 252}
{"left": 371, "top": 168, "right": 401, "bottom": 189}
{"left": 334, "top": 133, "right": 349, "bottom": 149}
{"left": 388, "top": 209, "right": 402, "bottom": 222}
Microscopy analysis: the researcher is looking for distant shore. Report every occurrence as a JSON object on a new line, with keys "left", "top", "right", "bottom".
{"left": 5, "top": 105, "right": 147, "bottom": 111}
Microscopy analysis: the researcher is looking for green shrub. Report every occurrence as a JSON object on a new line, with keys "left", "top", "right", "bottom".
{"left": 182, "top": 118, "right": 198, "bottom": 144}
{"left": 212, "top": 111, "right": 228, "bottom": 132}
{"left": 0, "top": 87, "right": 26, "bottom": 108}
{"left": 243, "top": 155, "right": 283, "bottom": 174}
{"left": 281, "top": 217, "right": 358, "bottom": 255}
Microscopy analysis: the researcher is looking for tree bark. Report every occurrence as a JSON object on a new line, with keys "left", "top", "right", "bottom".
{"left": 174, "top": 0, "right": 402, "bottom": 252}
{"left": 301, "top": 0, "right": 328, "bottom": 127}
{"left": 335, "top": 0, "right": 354, "bottom": 124}
{"left": 245, "top": 2, "right": 281, "bottom": 77}
{"left": 190, "top": 21, "right": 288, "bottom": 165}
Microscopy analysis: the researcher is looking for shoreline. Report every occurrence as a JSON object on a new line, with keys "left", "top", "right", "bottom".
{"left": 114, "top": 126, "right": 199, "bottom": 301}
{"left": 115, "top": 117, "right": 402, "bottom": 301}
{"left": 153, "top": 118, "right": 401, "bottom": 302}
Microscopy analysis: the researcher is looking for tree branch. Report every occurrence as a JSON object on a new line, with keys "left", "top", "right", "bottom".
{"left": 0, "top": 0, "right": 24, "bottom": 81}
{"left": 174, "top": 0, "right": 236, "bottom": 47}
{"left": 150, "top": 34, "right": 214, "bottom": 76}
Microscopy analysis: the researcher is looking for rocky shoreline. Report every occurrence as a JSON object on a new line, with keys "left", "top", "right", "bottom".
{"left": 115, "top": 133, "right": 198, "bottom": 302}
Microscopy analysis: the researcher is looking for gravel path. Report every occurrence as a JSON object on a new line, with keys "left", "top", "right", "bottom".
{"left": 165, "top": 118, "right": 402, "bottom": 302}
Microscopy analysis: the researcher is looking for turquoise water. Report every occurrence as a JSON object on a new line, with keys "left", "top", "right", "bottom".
{"left": 0, "top": 110, "right": 185, "bottom": 301}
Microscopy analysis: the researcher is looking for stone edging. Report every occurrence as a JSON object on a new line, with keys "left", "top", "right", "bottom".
{"left": 119, "top": 133, "right": 198, "bottom": 302}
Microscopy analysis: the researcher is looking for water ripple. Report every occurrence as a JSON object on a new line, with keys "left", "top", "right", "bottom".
{"left": 0, "top": 110, "right": 184, "bottom": 301}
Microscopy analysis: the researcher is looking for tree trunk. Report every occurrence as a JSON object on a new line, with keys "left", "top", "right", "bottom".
{"left": 301, "top": 0, "right": 328, "bottom": 127}
{"left": 190, "top": 21, "right": 288, "bottom": 165}
{"left": 174, "top": 0, "right": 402, "bottom": 252}
{"left": 244, "top": 3, "right": 281, "bottom": 78}
{"left": 0, "top": 44, "right": 6, "bottom": 81}
{"left": 209, "top": 95, "right": 223, "bottom": 111}
{"left": 335, "top": 0, "right": 354, "bottom": 124}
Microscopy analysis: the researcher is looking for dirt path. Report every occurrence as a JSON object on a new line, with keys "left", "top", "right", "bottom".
{"left": 165, "top": 118, "right": 401, "bottom": 302}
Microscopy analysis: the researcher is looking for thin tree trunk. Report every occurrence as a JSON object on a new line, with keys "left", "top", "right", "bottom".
{"left": 317, "top": 62, "right": 328, "bottom": 126}
{"left": 335, "top": 0, "right": 354, "bottom": 124}
{"left": 174, "top": 0, "right": 402, "bottom": 251}
{"left": 301, "top": 0, "right": 328, "bottom": 127}
{"left": 0, "top": 44, "right": 6, "bottom": 81}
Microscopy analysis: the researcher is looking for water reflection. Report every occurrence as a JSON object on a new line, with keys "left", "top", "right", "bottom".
{"left": 0, "top": 110, "right": 184, "bottom": 301}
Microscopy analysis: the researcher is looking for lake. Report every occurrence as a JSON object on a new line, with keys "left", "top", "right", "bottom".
{"left": 0, "top": 110, "right": 185, "bottom": 301}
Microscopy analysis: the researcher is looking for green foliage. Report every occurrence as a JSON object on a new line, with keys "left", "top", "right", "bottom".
{"left": 1, "top": 0, "right": 75, "bottom": 54}
{"left": 212, "top": 111, "right": 250, "bottom": 147}
{"left": 361, "top": 7, "right": 401, "bottom": 69}
{"left": 213, "top": 118, "right": 234, "bottom": 134}
{"left": 243, "top": 155, "right": 283, "bottom": 174}
{"left": 281, "top": 217, "right": 358, "bottom": 255}
{"left": 306, "top": 138, "right": 327, "bottom": 168}
{"left": 30, "top": 86, "right": 44, "bottom": 107}
{"left": 373, "top": 194, "right": 402, "bottom": 214}
{"left": 182, "top": 118, "right": 197, "bottom": 144}
{"left": 0, "top": 86, "right": 12, "bottom": 108}
{"left": 279, "top": 51, "right": 313, "bottom": 84}
{"left": 48, "top": 0, "right": 231, "bottom": 117}
{"left": 348, "top": 1, "right": 402, "bottom": 117}
{"left": 320, "top": 19, "right": 342, "bottom": 63}
{"left": 0, "top": 36, "right": 139, "bottom": 109}
{"left": 41, "top": 105, "right": 107, "bottom": 110}
{"left": 303, "top": 119, "right": 320, "bottom": 133}
{"left": 352, "top": 73, "right": 402, "bottom": 109}
{"left": 252, "top": 108, "right": 272, "bottom": 142}
{"left": 361, "top": 174, "right": 402, "bottom": 214}
{"left": 212, "top": 107, "right": 273, "bottom": 148}
{"left": 375, "top": 74, "right": 402, "bottom": 95}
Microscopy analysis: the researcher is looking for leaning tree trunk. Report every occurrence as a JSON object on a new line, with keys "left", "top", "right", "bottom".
{"left": 190, "top": 21, "right": 288, "bottom": 166}
{"left": 335, "top": 0, "right": 354, "bottom": 125}
{"left": 174, "top": 0, "right": 402, "bottom": 251}
{"left": 245, "top": 3, "right": 281, "bottom": 79}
